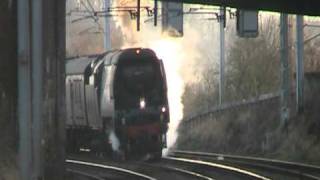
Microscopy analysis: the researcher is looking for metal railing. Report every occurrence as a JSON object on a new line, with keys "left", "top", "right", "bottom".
{"left": 182, "top": 93, "right": 280, "bottom": 124}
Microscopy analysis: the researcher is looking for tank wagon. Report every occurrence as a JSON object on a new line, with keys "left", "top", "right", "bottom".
{"left": 65, "top": 48, "right": 169, "bottom": 159}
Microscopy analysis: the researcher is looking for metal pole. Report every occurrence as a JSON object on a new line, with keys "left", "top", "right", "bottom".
{"left": 296, "top": 15, "right": 304, "bottom": 113}
{"left": 154, "top": 0, "right": 158, "bottom": 26}
{"left": 137, "top": 0, "right": 141, "bottom": 31}
{"left": 47, "top": 0, "right": 67, "bottom": 178}
{"left": 280, "top": 13, "right": 289, "bottom": 127}
{"left": 17, "top": 0, "right": 32, "bottom": 180}
{"left": 104, "top": 0, "right": 111, "bottom": 50}
{"left": 219, "top": 7, "right": 225, "bottom": 105}
{"left": 32, "top": 0, "right": 43, "bottom": 179}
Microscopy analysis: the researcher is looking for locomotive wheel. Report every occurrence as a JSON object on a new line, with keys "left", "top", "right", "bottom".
{"left": 153, "top": 150, "right": 162, "bottom": 161}
{"left": 112, "top": 145, "right": 130, "bottom": 161}
{"left": 152, "top": 136, "right": 163, "bottom": 161}
{"left": 67, "top": 130, "right": 80, "bottom": 153}
{"left": 123, "top": 142, "right": 131, "bottom": 160}
{"left": 151, "top": 142, "right": 162, "bottom": 161}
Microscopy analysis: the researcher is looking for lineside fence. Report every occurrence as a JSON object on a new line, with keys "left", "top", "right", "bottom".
{"left": 180, "top": 93, "right": 280, "bottom": 129}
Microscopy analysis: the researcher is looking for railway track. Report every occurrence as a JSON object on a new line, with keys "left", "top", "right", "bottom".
{"left": 66, "top": 153, "right": 270, "bottom": 180}
{"left": 66, "top": 150, "right": 320, "bottom": 180}
{"left": 67, "top": 158, "right": 156, "bottom": 180}
{"left": 169, "top": 150, "right": 320, "bottom": 180}
{"left": 67, "top": 156, "right": 218, "bottom": 180}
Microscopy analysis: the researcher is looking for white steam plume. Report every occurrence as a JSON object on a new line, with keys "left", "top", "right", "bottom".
{"left": 109, "top": 130, "right": 120, "bottom": 152}
{"left": 113, "top": 0, "right": 219, "bottom": 153}
{"left": 120, "top": 30, "right": 202, "bottom": 151}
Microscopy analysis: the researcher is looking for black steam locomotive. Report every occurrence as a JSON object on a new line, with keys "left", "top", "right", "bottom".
{"left": 65, "top": 48, "right": 169, "bottom": 159}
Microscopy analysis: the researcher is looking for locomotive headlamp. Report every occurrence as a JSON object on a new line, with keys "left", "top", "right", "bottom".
{"left": 136, "top": 49, "right": 140, "bottom": 54}
{"left": 140, "top": 98, "right": 146, "bottom": 109}
{"left": 161, "top": 107, "right": 166, "bottom": 113}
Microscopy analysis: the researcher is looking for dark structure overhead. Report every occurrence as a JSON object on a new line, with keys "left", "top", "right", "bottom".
{"left": 160, "top": 0, "right": 320, "bottom": 16}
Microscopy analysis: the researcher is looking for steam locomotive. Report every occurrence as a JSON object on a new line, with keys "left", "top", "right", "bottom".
{"left": 65, "top": 48, "right": 169, "bottom": 159}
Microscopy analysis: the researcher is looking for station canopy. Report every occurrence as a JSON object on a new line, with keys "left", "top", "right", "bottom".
{"left": 160, "top": 0, "right": 320, "bottom": 16}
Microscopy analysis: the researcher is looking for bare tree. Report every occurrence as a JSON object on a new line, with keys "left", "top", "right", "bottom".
{"left": 182, "top": 16, "right": 281, "bottom": 117}
{"left": 224, "top": 16, "right": 280, "bottom": 102}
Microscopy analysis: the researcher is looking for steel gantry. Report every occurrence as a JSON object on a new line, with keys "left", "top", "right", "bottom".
{"left": 17, "top": 0, "right": 66, "bottom": 180}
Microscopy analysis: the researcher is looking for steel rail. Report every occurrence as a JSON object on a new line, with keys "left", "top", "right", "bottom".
{"left": 164, "top": 156, "right": 271, "bottom": 180}
{"left": 137, "top": 161, "right": 216, "bottom": 180}
{"left": 66, "top": 159, "right": 157, "bottom": 180}
{"left": 68, "top": 154, "right": 216, "bottom": 180}
{"left": 167, "top": 166, "right": 216, "bottom": 180}
{"left": 171, "top": 150, "right": 320, "bottom": 179}
{"left": 67, "top": 169, "right": 105, "bottom": 180}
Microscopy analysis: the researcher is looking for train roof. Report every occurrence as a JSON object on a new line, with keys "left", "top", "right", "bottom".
{"left": 103, "top": 48, "right": 158, "bottom": 65}
{"left": 66, "top": 48, "right": 158, "bottom": 75}
{"left": 66, "top": 56, "right": 96, "bottom": 75}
